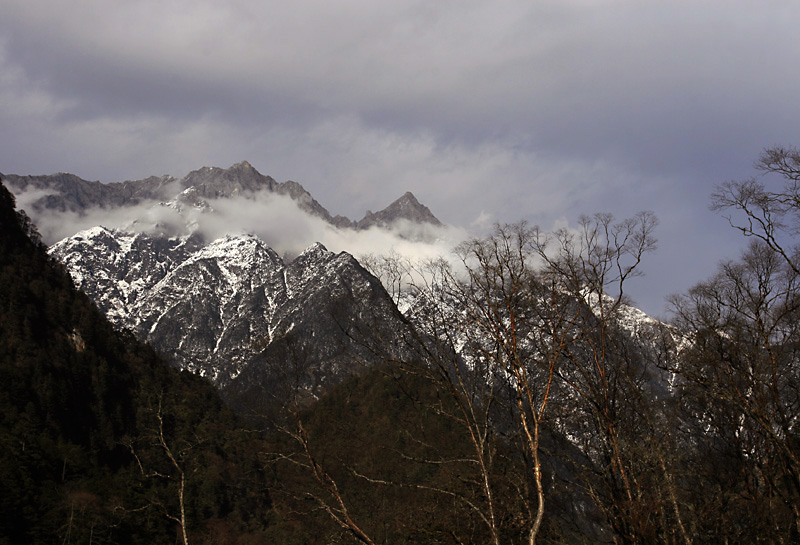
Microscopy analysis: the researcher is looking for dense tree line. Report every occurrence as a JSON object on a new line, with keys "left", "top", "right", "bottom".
{"left": 4, "top": 146, "right": 800, "bottom": 543}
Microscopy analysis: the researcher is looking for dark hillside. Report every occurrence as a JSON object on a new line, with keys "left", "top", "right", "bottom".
{"left": 0, "top": 179, "right": 272, "bottom": 544}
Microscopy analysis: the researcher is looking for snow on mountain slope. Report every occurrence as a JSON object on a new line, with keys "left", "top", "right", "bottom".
{"left": 49, "top": 229, "right": 406, "bottom": 395}
{"left": 49, "top": 226, "right": 203, "bottom": 323}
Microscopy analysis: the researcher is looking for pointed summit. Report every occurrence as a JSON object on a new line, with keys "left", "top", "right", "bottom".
{"left": 356, "top": 191, "right": 442, "bottom": 230}
{"left": 179, "top": 161, "right": 278, "bottom": 199}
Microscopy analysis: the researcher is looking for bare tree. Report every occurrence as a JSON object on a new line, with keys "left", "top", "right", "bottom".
{"left": 712, "top": 145, "right": 800, "bottom": 275}
{"left": 279, "top": 414, "right": 379, "bottom": 545}
{"left": 522, "top": 212, "right": 677, "bottom": 544}
{"left": 444, "top": 223, "right": 580, "bottom": 545}
{"left": 126, "top": 393, "right": 198, "bottom": 545}
{"left": 670, "top": 239, "right": 800, "bottom": 541}
{"left": 355, "top": 226, "right": 548, "bottom": 544}
{"left": 259, "top": 334, "right": 380, "bottom": 545}
{"left": 388, "top": 215, "right": 657, "bottom": 544}
{"left": 359, "top": 250, "right": 409, "bottom": 306}
{"left": 665, "top": 145, "right": 800, "bottom": 541}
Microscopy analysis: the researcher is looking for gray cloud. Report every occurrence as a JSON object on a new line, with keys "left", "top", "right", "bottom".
{"left": 2, "top": 0, "right": 800, "bottom": 316}
{"left": 22, "top": 187, "right": 468, "bottom": 285}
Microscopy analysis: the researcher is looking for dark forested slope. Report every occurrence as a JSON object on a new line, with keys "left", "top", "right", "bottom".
{"left": 0, "top": 180, "right": 272, "bottom": 544}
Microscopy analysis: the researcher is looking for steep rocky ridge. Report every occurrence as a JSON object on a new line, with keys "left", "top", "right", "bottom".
{"left": 4, "top": 161, "right": 442, "bottom": 238}
{"left": 2, "top": 172, "right": 176, "bottom": 212}
{"left": 49, "top": 228, "right": 409, "bottom": 406}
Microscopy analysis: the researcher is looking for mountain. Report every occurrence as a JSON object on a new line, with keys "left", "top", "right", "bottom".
{"left": 356, "top": 191, "right": 442, "bottom": 230}
{"left": 3, "top": 161, "right": 442, "bottom": 240}
{"left": 4, "top": 162, "right": 441, "bottom": 411}
{"left": 5, "top": 158, "right": 796, "bottom": 542}
{"left": 4, "top": 168, "right": 731, "bottom": 543}
{"left": 48, "top": 226, "right": 410, "bottom": 408}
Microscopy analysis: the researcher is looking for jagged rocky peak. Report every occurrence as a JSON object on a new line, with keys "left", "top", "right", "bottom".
{"left": 179, "top": 161, "right": 279, "bottom": 199}
{"left": 2, "top": 172, "right": 176, "bottom": 213}
{"left": 297, "top": 241, "right": 329, "bottom": 258}
{"left": 284, "top": 243, "right": 342, "bottom": 291}
{"left": 6, "top": 165, "right": 448, "bottom": 257}
{"left": 356, "top": 191, "right": 442, "bottom": 230}
{"left": 189, "top": 233, "right": 284, "bottom": 273}
{"left": 290, "top": 242, "right": 364, "bottom": 274}
{"left": 48, "top": 225, "right": 408, "bottom": 397}
{"left": 63, "top": 225, "right": 119, "bottom": 245}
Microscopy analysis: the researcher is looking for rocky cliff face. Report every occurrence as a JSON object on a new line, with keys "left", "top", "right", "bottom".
{"left": 49, "top": 228, "right": 408, "bottom": 407}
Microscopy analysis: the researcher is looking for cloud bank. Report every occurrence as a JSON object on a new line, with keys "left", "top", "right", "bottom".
{"left": 3, "top": 1, "right": 800, "bottom": 315}
{"left": 19, "top": 185, "right": 468, "bottom": 277}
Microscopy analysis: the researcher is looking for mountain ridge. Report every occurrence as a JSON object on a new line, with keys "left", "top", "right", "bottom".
{"left": 3, "top": 162, "right": 443, "bottom": 240}
{"left": 48, "top": 226, "right": 411, "bottom": 404}
{"left": 356, "top": 191, "right": 442, "bottom": 230}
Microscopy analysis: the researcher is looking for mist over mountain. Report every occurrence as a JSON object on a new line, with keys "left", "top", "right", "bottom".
{"left": 3, "top": 161, "right": 454, "bottom": 250}
{"left": 2, "top": 163, "right": 444, "bottom": 409}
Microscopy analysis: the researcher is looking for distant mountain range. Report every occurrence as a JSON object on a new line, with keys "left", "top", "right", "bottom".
{"left": 2, "top": 161, "right": 441, "bottom": 236}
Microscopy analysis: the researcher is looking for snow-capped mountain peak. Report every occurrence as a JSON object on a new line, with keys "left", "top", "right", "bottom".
{"left": 49, "top": 229, "right": 405, "bottom": 397}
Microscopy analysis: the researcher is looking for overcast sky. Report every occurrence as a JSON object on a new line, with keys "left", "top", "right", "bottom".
{"left": 2, "top": 0, "right": 799, "bottom": 317}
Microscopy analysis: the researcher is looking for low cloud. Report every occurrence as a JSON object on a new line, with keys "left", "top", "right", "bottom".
{"left": 13, "top": 187, "right": 57, "bottom": 212}
{"left": 207, "top": 192, "right": 471, "bottom": 268}
{"left": 13, "top": 191, "right": 172, "bottom": 244}
{"left": 22, "top": 187, "right": 468, "bottom": 275}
